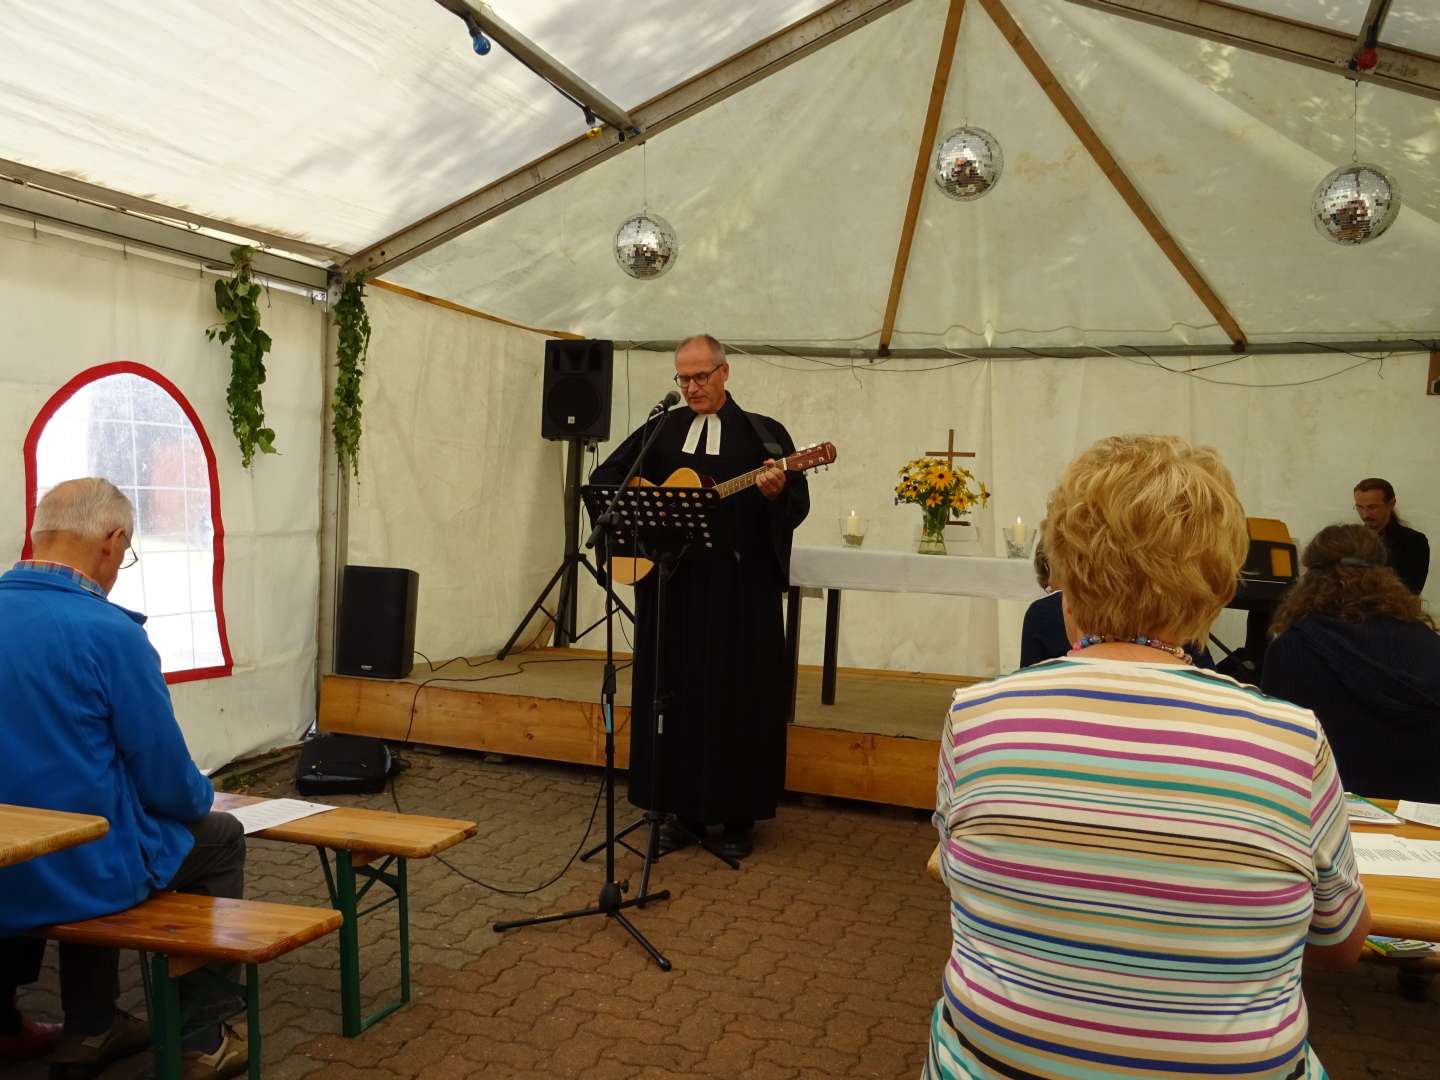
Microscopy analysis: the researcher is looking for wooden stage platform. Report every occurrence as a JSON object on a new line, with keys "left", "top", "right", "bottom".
{"left": 319, "top": 648, "right": 978, "bottom": 810}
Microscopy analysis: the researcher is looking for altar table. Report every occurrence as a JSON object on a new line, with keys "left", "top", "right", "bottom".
{"left": 784, "top": 545, "right": 1044, "bottom": 713}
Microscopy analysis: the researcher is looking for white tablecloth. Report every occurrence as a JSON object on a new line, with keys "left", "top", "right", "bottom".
{"left": 789, "top": 545, "right": 1043, "bottom": 602}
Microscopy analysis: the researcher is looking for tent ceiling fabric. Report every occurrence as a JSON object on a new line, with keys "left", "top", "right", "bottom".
{"left": 5, "top": 0, "right": 1438, "bottom": 348}
{"left": 485, "top": 0, "right": 837, "bottom": 111}
{"left": 390, "top": 0, "right": 1440, "bottom": 348}
{"left": 392, "top": 0, "right": 940, "bottom": 349}
{"left": 1235, "top": 1, "right": 1372, "bottom": 35}
{"left": 1384, "top": 1, "right": 1440, "bottom": 56}
{"left": 0, "top": 0, "right": 831, "bottom": 254}
{"left": 1124, "top": 0, "right": 1440, "bottom": 52}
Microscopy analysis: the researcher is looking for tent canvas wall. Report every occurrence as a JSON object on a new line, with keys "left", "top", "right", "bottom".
{"left": 0, "top": 220, "right": 324, "bottom": 771}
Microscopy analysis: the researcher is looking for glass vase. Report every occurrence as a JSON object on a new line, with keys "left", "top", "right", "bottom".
{"left": 918, "top": 516, "right": 947, "bottom": 556}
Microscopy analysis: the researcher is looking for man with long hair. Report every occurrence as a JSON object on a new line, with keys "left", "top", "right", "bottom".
{"left": 1354, "top": 477, "right": 1429, "bottom": 594}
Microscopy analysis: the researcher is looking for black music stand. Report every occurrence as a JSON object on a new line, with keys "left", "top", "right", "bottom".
{"left": 579, "top": 482, "right": 742, "bottom": 877}
{"left": 492, "top": 482, "right": 732, "bottom": 969}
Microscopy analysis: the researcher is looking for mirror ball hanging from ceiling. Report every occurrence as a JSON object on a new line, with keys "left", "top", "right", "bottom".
{"left": 933, "top": 126, "right": 1004, "bottom": 201}
{"left": 1312, "top": 163, "right": 1401, "bottom": 246}
{"left": 614, "top": 212, "right": 678, "bottom": 279}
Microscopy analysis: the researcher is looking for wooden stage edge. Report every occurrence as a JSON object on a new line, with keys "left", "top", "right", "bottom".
{"left": 319, "top": 648, "right": 981, "bottom": 811}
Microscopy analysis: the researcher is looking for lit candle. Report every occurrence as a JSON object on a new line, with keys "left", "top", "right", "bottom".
{"left": 845, "top": 510, "right": 860, "bottom": 538}
{"left": 1011, "top": 516, "right": 1026, "bottom": 545}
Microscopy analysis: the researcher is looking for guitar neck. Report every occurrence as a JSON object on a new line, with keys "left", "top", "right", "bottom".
{"left": 713, "top": 461, "right": 784, "bottom": 500}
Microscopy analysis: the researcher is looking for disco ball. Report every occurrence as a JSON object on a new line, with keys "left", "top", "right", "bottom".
{"left": 933, "top": 126, "right": 1004, "bottom": 201}
{"left": 1312, "top": 163, "right": 1400, "bottom": 246}
{"left": 614, "top": 212, "right": 678, "bottom": 279}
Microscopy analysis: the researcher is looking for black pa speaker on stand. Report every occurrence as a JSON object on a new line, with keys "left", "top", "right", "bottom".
{"left": 496, "top": 339, "right": 632, "bottom": 658}
{"left": 541, "top": 339, "right": 613, "bottom": 441}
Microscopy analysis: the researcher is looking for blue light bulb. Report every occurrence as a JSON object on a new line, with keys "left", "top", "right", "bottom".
{"left": 471, "top": 31, "right": 491, "bottom": 56}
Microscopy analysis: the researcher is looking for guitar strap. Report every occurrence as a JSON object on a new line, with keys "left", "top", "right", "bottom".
{"left": 742, "top": 410, "right": 784, "bottom": 458}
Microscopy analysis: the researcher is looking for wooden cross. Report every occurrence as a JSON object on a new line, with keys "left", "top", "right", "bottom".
{"left": 925, "top": 429, "right": 977, "bottom": 526}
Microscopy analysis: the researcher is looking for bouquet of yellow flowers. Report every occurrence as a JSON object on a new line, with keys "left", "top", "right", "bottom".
{"left": 895, "top": 457, "right": 991, "bottom": 540}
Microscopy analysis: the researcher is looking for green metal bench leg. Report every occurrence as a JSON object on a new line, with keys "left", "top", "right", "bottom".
{"left": 150, "top": 953, "right": 183, "bottom": 1080}
{"left": 397, "top": 857, "right": 410, "bottom": 1008}
{"left": 334, "top": 849, "right": 363, "bottom": 1038}
{"left": 325, "top": 849, "right": 411, "bottom": 1037}
{"left": 246, "top": 963, "right": 261, "bottom": 1080}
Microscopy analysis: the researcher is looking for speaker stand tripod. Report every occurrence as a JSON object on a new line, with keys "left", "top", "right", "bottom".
{"left": 497, "top": 437, "right": 632, "bottom": 660}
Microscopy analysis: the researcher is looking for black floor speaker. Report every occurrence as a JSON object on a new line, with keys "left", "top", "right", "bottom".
{"left": 541, "top": 338, "right": 613, "bottom": 441}
{"left": 335, "top": 565, "right": 418, "bottom": 678}
{"left": 296, "top": 733, "right": 394, "bottom": 796}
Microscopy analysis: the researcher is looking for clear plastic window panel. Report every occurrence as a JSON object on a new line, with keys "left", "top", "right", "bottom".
{"left": 35, "top": 373, "right": 224, "bottom": 674}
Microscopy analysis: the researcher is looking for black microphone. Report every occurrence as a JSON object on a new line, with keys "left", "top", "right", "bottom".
{"left": 652, "top": 390, "right": 681, "bottom": 413}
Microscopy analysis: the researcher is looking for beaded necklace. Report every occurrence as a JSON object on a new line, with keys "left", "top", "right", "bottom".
{"left": 1073, "top": 634, "right": 1193, "bottom": 665}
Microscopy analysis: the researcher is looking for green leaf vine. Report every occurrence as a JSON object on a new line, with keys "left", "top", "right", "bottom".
{"left": 204, "top": 245, "right": 276, "bottom": 468}
{"left": 331, "top": 271, "right": 371, "bottom": 478}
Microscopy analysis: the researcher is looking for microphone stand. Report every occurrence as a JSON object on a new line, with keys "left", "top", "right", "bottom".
{"left": 493, "top": 396, "right": 680, "bottom": 971}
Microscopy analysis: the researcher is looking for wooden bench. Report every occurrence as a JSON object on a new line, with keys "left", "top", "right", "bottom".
{"left": 214, "top": 793, "right": 477, "bottom": 1036}
{"left": 46, "top": 892, "right": 341, "bottom": 1080}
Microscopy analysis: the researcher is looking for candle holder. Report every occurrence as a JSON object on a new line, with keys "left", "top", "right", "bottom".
{"left": 1004, "top": 527, "right": 1032, "bottom": 559}
{"left": 840, "top": 513, "right": 868, "bottom": 548}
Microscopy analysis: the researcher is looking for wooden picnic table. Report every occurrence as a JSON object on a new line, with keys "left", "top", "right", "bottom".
{"left": 0, "top": 803, "right": 108, "bottom": 868}
{"left": 213, "top": 792, "right": 476, "bottom": 1036}
{"left": 1348, "top": 798, "right": 1440, "bottom": 941}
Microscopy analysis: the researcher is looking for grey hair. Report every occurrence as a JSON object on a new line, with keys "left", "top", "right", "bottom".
{"left": 676, "top": 334, "right": 726, "bottom": 366}
{"left": 32, "top": 478, "right": 135, "bottom": 540}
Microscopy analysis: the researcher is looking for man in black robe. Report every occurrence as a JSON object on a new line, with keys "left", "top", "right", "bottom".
{"left": 1354, "top": 477, "right": 1429, "bottom": 594}
{"left": 591, "top": 335, "right": 809, "bottom": 859}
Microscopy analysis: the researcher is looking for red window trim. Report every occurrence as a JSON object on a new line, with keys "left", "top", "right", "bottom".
{"left": 22, "top": 362, "right": 234, "bottom": 684}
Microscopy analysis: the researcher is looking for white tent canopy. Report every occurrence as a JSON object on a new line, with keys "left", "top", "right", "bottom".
{"left": 4, "top": 0, "right": 1438, "bottom": 351}
{"left": 3, "top": 0, "right": 1438, "bottom": 771}
{"left": 388, "top": 0, "right": 1440, "bottom": 349}
{"left": 1, "top": 0, "right": 834, "bottom": 254}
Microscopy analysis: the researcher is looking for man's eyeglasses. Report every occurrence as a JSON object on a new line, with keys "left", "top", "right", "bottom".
{"left": 673, "top": 363, "right": 725, "bottom": 388}
{"left": 120, "top": 534, "right": 139, "bottom": 570}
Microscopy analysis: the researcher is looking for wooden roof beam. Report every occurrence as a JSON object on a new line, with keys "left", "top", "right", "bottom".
{"left": 979, "top": 0, "right": 1248, "bottom": 350}
{"left": 878, "top": 0, "right": 967, "bottom": 356}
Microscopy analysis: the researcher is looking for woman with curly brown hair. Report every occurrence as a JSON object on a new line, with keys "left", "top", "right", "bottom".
{"left": 1262, "top": 524, "right": 1440, "bottom": 801}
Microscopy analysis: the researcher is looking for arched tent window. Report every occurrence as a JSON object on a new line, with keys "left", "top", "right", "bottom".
{"left": 22, "top": 363, "right": 233, "bottom": 683}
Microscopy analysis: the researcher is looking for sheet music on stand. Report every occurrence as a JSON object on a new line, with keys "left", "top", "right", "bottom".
{"left": 581, "top": 484, "right": 734, "bottom": 563}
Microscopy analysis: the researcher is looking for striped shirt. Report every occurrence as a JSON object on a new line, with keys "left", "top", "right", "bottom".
{"left": 927, "top": 656, "right": 1364, "bottom": 1080}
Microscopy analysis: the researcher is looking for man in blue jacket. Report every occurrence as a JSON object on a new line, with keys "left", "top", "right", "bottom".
{"left": 0, "top": 478, "right": 247, "bottom": 1079}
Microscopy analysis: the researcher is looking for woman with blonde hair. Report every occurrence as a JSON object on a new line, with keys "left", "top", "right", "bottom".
{"left": 1261, "top": 523, "right": 1440, "bottom": 801}
{"left": 927, "top": 435, "right": 1369, "bottom": 1080}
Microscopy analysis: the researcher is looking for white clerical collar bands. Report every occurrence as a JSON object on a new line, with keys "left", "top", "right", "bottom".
{"left": 681, "top": 412, "right": 721, "bottom": 456}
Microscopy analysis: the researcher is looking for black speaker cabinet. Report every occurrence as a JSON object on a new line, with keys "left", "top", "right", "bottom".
{"left": 541, "top": 339, "right": 613, "bottom": 441}
{"left": 335, "top": 565, "right": 418, "bottom": 678}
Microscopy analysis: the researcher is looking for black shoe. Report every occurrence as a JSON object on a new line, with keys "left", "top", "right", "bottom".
{"left": 49, "top": 1012, "right": 150, "bottom": 1080}
{"left": 718, "top": 823, "right": 754, "bottom": 860}
{"left": 656, "top": 822, "right": 693, "bottom": 855}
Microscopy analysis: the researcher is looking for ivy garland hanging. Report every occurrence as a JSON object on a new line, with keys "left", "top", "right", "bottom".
{"left": 205, "top": 245, "right": 277, "bottom": 468}
{"left": 331, "top": 271, "right": 371, "bottom": 478}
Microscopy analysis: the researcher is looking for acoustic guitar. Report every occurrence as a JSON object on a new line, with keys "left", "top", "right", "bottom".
{"left": 609, "top": 442, "right": 837, "bottom": 585}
